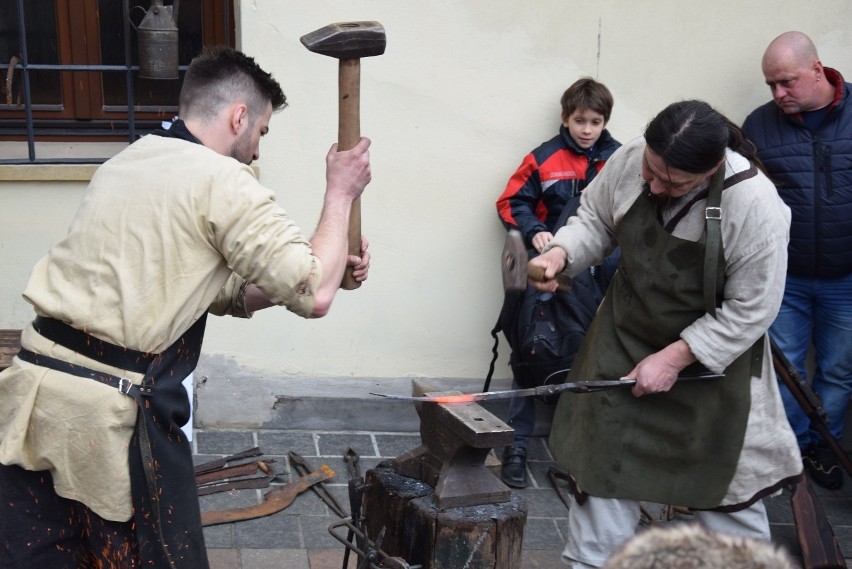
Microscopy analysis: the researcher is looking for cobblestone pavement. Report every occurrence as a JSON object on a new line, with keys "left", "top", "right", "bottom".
{"left": 194, "top": 428, "right": 851, "bottom": 569}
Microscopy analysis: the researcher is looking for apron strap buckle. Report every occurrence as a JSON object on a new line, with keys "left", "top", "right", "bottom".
{"left": 119, "top": 377, "right": 154, "bottom": 398}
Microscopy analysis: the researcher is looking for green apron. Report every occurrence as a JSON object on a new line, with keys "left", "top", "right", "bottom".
{"left": 548, "top": 167, "right": 761, "bottom": 508}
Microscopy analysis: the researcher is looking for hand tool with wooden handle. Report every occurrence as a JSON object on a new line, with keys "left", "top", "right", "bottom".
{"left": 200, "top": 464, "right": 335, "bottom": 526}
{"left": 503, "top": 229, "right": 573, "bottom": 293}
{"left": 300, "top": 21, "right": 386, "bottom": 290}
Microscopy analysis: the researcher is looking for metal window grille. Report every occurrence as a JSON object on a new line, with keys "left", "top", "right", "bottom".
{"left": 0, "top": 0, "right": 229, "bottom": 165}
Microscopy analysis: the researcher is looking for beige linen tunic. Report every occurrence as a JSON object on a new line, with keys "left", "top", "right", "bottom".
{"left": 0, "top": 134, "right": 322, "bottom": 521}
{"left": 544, "top": 137, "right": 802, "bottom": 506}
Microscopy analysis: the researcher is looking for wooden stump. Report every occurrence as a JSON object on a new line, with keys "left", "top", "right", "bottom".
{"left": 363, "top": 462, "right": 527, "bottom": 569}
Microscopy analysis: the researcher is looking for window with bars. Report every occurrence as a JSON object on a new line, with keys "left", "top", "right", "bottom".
{"left": 0, "top": 0, "right": 234, "bottom": 164}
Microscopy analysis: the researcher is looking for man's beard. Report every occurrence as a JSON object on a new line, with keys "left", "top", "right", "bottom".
{"left": 230, "top": 128, "right": 253, "bottom": 165}
{"left": 642, "top": 180, "right": 674, "bottom": 209}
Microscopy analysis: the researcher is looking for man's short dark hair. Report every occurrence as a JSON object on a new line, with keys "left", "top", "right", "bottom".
{"left": 561, "top": 77, "right": 614, "bottom": 123}
{"left": 179, "top": 46, "right": 287, "bottom": 123}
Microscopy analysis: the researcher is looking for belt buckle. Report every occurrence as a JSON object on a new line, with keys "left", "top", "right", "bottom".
{"left": 118, "top": 377, "right": 133, "bottom": 395}
{"left": 705, "top": 207, "right": 722, "bottom": 220}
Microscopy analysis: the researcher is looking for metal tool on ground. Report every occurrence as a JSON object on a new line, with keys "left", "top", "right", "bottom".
{"left": 330, "top": 447, "right": 417, "bottom": 569}
{"left": 194, "top": 447, "right": 275, "bottom": 495}
{"left": 196, "top": 473, "right": 274, "bottom": 496}
{"left": 288, "top": 450, "right": 347, "bottom": 518}
{"left": 389, "top": 379, "right": 515, "bottom": 509}
{"left": 200, "top": 464, "right": 335, "bottom": 526}
{"left": 341, "top": 447, "right": 364, "bottom": 569}
{"left": 502, "top": 228, "right": 572, "bottom": 293}
{"left": 770, "top": 338, "right": 849, "bottom": 569}
{"left": 195, "top": 459, "right": 271, "bottom": 485}
{"left": 790, "top": 474, "right": 846, "bottom": 569}
{"left": 300, "top": 21, "right": 386, "bottom": 290}
{"left": 547, "top": 466, "right": 572, "bottom": 511}
{"left": 344, "top": 446, "right": 361, "bottom": 480}
{"left": 771, "top": 339, "right": 852, "bottom": 478}
{"left": 371, "top": 372, "right": 725, "bottom": 404}
{"left": 194, "top": 446, "right": 263, "bottom": 474}
{"left": 329, "top": 516, "right": 417, "bottom": 569}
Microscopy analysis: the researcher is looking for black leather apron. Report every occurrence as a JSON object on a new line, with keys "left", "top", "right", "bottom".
{"left": 19, "top": 314, "right": 210, "bottom": 568}
{"left": 548, "top": 168, "right": 762, "bottom": 508}
{"left": 128, "top": 313, "right": 209, "bottom": 568}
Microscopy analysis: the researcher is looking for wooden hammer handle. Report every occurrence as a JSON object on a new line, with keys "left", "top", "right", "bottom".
{"left": 528, "top": 263, "right": 573, "bottom": 293}
{"left": 338, "top": 58, "right": 362, "bottom": 290}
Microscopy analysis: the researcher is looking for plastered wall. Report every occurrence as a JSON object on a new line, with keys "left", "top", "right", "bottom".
{"left": 1, "top": 1, "right": 851, "bottom": 382}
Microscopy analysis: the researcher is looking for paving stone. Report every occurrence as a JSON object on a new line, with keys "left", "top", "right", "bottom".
{"left": 521, "top": 517, "right": 564, "bottom": 549}
{"left": 257, "top": 431, "right": 317, "bottom": 456}
{"left": 316, "top": 432, "right": 376, "bottom": 457}
{"left": 203, "top": 524, "right": 236, "bottom": 548}
{"left": 241, "top": 548, "right": 309, "bottom": 569}
{"left": 527, "top": 460, "right": 566, "bottom": 491}
{"left": 300, "top": 514, "right": 348, "bottom": 549}
{"left": 373, "top": 433, "right": 421, "bottom": 456}
{"left": 233, "top": 510, "right": 303, "bottom": 549}
{"left": 196, "top": 429, "right": 256, "bottom": 454}
{"left": 307, "top": 548, "right": 358, "bottom": 569}
{"left": 521, "top": 548, "right": 564, "bottom": 568}
{"left": 207, "top": 548, "right": 238, "bottom": 569}
{"left": 513, "top": 488, "right": 565, "bottom": 518}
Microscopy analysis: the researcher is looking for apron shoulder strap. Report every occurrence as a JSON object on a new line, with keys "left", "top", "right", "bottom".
{"left": 702, "top": 164, "right": 759, "bottom": 315}
{"left": 703, "top": 164, "right": 763, "bottom": 376}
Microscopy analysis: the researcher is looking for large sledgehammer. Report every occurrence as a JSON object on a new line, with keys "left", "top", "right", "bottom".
{"left": 300, "top": 21, "right": 386, "bottom": 290}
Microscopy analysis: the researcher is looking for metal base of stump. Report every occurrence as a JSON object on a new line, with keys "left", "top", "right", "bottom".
{"left": 363, "top": 462, "right": 527, "bottom": 569}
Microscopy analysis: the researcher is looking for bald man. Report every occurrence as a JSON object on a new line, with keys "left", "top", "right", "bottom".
{"left": 743, "top": 31, "right": 852, "bottom": 491}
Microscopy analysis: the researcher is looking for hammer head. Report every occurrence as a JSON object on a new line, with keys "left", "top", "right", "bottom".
{"left": 502, "top": 229, "right": 528, "bottom": 292}
{"left": 300, "top": 21, "right": 386, "bottom": 60}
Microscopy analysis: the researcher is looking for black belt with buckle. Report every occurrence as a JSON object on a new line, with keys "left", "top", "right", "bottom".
{"left": 15, "top": 348, "right": 153, "bottom": 399}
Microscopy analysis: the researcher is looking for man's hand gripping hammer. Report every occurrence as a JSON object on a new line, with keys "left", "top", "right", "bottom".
{"left": 502, "top": 229, "right": 573, "bottom": 293}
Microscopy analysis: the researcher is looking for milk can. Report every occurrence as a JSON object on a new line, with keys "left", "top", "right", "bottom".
{"left": 136, "top": 0, "right": 179, "bottom": 79}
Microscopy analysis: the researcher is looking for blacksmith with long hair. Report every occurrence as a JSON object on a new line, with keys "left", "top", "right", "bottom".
{"left": 530, "top": 100, "right": 802, "bottom": 568}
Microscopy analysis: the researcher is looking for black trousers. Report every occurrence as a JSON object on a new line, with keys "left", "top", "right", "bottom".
{"left": 0, "top": 463, "right": 139, "bottom": 569}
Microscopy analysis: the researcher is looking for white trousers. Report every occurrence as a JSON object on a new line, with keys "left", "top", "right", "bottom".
{"left": 560, "top": 494, "right": 770, "bottom": 568}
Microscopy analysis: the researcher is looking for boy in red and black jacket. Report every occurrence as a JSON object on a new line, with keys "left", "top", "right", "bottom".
{"left": 495, "top": 77, "right": 620, "bottom": 488}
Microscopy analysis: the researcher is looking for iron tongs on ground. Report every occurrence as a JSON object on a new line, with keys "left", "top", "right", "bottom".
{"left": 288, "top": 451, "right": 347, "bottom": 518}
{"left": 370, "top": 372, "right": 725, "bottom": 404}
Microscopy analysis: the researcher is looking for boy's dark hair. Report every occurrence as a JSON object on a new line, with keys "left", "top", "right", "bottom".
{"left": 560, "top": 77, "right": 614, "bottom": 123}
{"left": 644, "top": 99, "right": 767, "bottom": 174}
{"left": 179, "top": 46, "right": 287, "bottom": 123}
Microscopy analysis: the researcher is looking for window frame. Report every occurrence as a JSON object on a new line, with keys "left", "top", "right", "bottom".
{"left": 0, "top": 0, "right": 234, "bottom": 164}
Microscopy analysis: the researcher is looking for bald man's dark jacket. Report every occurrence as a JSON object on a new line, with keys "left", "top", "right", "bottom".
{"left": 743, "top": 67, "right": 852, "bottom": 279}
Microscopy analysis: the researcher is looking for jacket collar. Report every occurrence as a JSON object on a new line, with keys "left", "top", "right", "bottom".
{"left": 150, "top": 119, "right": 203, "bottom": 145}
{"left": 559, "top": 125, "right": 618, "bottom": 159}
{"left": 824, "top": 67, "right": 846, "bottom": 111}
